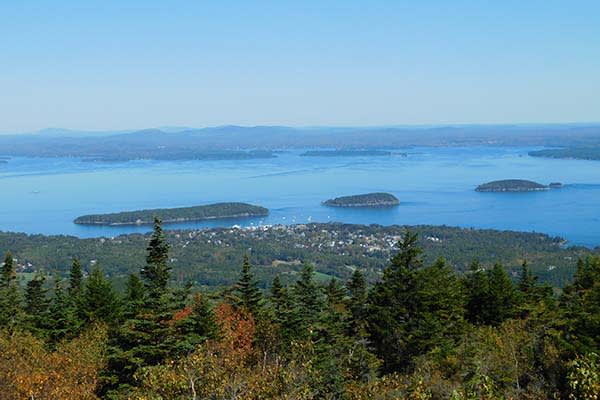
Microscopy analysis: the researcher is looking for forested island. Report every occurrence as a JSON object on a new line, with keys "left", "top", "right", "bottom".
{"left": 323, "top": 192, "right": 400, "bottom": 207}
{"left": 529, "top": 147, "right": 600, "bottom": 161}
{"left": 300, "top": 150, "right": 393, "bottom": 157}
{"left": 476, "top": 179, "right": 548, "bottom": 192}
{"left": 74, "top": 202, "right": 269, "bottom": 226}
{"left": 1, "top": 220, "right": 600, "bottom": 399}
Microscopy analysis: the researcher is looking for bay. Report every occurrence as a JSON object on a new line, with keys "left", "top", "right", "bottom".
{"left": 0, "top": 146, "right": 599, "bottom": 247}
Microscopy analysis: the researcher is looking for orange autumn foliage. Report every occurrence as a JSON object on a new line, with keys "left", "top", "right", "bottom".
{"left": 0, "top": 327, "right": 107, "bottom": 400}
{"left": 214, "top": 302, "right": 255, "bottom": 363}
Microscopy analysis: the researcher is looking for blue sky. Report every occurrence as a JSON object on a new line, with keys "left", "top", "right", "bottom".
{"left": 0, "top": 1, "right": 599, "bottom": 131}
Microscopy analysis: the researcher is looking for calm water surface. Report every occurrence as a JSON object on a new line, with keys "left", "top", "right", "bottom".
{"left": 1, "top": 147, "right": 599, "bottom": 247}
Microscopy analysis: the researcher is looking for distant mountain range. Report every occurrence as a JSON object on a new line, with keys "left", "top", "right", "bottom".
{"left": 1, "top": 124, "right": 600, "bottom": 161}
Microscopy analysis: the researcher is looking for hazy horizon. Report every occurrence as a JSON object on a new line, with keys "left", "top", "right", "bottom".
{"left": 1, "top": 1, "right": 599, "bottom": 132}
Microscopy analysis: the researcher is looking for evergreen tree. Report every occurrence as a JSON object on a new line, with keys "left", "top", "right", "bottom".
{"left": 23, "top": 271, "right": 49, "bottom": 337}
{"left": 47, "top": 277, "right": 79, "bottom": 343}
{"left": 368, "top": 233, "right": 466, "bottom": 373}
{"left": 464, "top": 260, "right": 489, "bottom": 325}
{"left": 269, "top": 274, "right": 297, "bottom": 345}
{"left": 173, "top": 292, "right": 218, "bottom": 354}
{"left": 81, "top": 265, "right": 120, "bottom": 325}
{"left": 231, "top": 255, "right": 263, "bottom": 316}
{"left": 325, "top": 278, "right": 346, "bottom": 307}
{"left": 68, "top": 258, "right": 84, "bottom": 297}
{"left": 270, "top": 274, "right": 287, "bottom": 321}
{"left": 346, "top": 269, "right": 368, "bottom": 337}
{"left": 561, "top": 256, "right": 600, "bottom": 354}
{"left": 293, "top": 262, "right": 324, "bottom": 335}
{"left": 141, "top": 218, "right": 171, "bottom": 295}
{"left": 465, "top": 262, "right": 518, "bottom": 326}
{"left": 486, "top": 263, "right": 518, "bottom": 325}
{"left": 0, "top": 251, "right": 22, "bottom": 329}
{"left": 518, "top": 260, "right": 537, "bottom": 294}
{"left": 123, "top": 273, "right": 145, "bottom": 318}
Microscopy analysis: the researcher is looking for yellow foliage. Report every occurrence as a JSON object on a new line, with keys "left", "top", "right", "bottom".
{"left": 0, "top": 326, "right": 107, "bottom": 400}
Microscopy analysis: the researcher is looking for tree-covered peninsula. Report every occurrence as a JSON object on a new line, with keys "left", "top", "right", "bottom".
{"left": 74, "top": 202, "right": 269, "bottom": 226}
{"left": 475, "top": 179, "right": 548, "bottom": 192}
{"left": 529, "top": 146, "right": 600, "bottom": 161}
{"left": 323, "top": 192, "right": 400, "bottom": 207}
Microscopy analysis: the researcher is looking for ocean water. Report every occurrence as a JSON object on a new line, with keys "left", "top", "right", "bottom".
{"left": 0, "top": 146, "right": 599, "bottom": 247}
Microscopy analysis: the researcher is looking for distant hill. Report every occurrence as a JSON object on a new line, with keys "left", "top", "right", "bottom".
{"left": 1, "top": 124, "right": 600, "bottom": 161}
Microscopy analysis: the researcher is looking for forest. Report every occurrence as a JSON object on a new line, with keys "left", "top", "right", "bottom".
{"left": 1, "top": 218, "right": 600, "bottom": 399}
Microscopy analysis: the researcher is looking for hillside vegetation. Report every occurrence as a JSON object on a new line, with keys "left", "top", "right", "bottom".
{"left": 2, "top": 219, "right": 600, "bottom": 398}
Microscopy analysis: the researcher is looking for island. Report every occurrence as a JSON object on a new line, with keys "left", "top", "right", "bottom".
{"left": 529, "top": 147, "right": 600, "bottom": 161}
{"left": 475, "top": 179, "right": 548, "bottom": 192}
{"left": 300, "top": 150, "right": 393, "bottom": 157}
{"left": 74, "top": 202, "right": 269, "bottom": 226}
{"left": 323, "top": 192, "right": 400, "bottom": 207}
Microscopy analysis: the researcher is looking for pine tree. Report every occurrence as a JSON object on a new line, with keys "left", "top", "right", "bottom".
{"left": 173, "top": 292, "right": 218, "bottom": 354}
{"left": 518, "top": 260, "right": 536, "bottom": 294}
{"left": 68, "top": 258, "right": 84, "bottom": 297}
{"left": 106, "top": 219, "right": 178, "bottom": 392}
{"left": 47, "top": 277, "right": 79, "bottom": 343}
{"left": 270, "top": 274, "right": 287, "bottom": 321}
{"left": 231, "top": 255, "right": 263, "bottom": 316}
{"left": 486, "top": 263, "right": 518, "bottom": 325}
{"left": 141, "top": 218, "right": 171, "bottom": 295}
{"left": 233, "top": 255, "right": 263, "bottom": 316}
{"left": 368, "top": 233, "right": 466, "bottom": 373}
{"left": 346, "top": 269, "right": 368, "bottom": 337}
{"left": 81, "top": 265, "right": 120, "bottom": 325}
{"left": 293, "top": 262, "right": 324, "bottom": 334}
{"left": 123, "top": 273, "right": 145, "bottom": 318}
{"left": 23, "top": 271, "right": 49, "bottom": 337}
{"left": 0, "top": 251, "right": 22, "bottom": 329}
{"left": 326, "top": 278, "right": 346, "bottom": 307}
{"left": 464, "top": 260, "right": 489, "bottom": 325}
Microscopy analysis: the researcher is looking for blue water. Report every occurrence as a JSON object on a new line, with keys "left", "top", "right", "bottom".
{"left": 0, "top": 147, "right": 599, "bottom": 247}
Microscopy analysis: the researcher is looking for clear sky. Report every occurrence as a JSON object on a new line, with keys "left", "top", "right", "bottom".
{"left": 1, "top": 0, "right": 599, "bottom": 132}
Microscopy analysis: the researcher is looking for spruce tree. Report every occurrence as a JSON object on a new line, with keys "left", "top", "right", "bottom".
{"left": 47, "top": 277, "right": 79, "bottom": 343}
{"left": 23, "top": 271, "right": 49, "bottom": 337}
{"left": 368, "top": 233, "right": 466, "bottom": 373}
{"left": 81, "top": 265, "right": 120, "bottom": 325}
{"left": 231, "top": 255, "right": 263, "bottom": 316}
{"left": 123, "top": 273, "right": 145, "bottom": 318}
{"left": 293, "top": 263, "right": 324, "bottom": 339}
{"left": 326, "top": 278, "right": 346, "bottom": 307}
{"left": 141, "top": 218, "right": 171, "bottom": 295}
{"left": 0, "top": 251, "right": 22, "bottom": 329}
{"left": 174, "top": 292, "right": 218, "bottom": 354}
{"left": 464, "top": 260, "right": 489, "bottom": 325}
{"left": 346, "top": 269, "right": 368, "bottom": 337}
{"left": 68, "top": 258, "right": 84, "bottom": 297}
{"left": 486, "top": 263, "right": 518, "bottom": 325}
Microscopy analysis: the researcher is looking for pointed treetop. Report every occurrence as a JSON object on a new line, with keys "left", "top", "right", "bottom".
{"left": 141, "top": 217, "right": 171, "bottom": 292}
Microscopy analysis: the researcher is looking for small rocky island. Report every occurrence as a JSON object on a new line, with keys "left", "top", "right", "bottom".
{"left": 475, "top": 179, "right": 549, "bottom": 192}
{"left": 323, "top": 192, "right": 400, "bottom": 207}
{"left": 74, "top": 202, "right": 269, "bottom": 226}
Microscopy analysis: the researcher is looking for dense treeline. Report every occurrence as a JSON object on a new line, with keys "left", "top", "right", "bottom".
{"left": 1, "top": 219, "right": 600, "bottom": 398}
{"left": 0, "top": 223, "right": 586, "bottom": 289}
